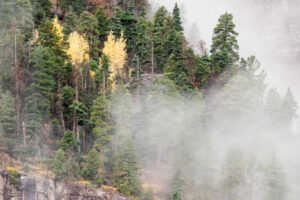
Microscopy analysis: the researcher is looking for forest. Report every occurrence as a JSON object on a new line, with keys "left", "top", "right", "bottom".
{"left": 0, "top": 0, "right": 299, "bottom": 200}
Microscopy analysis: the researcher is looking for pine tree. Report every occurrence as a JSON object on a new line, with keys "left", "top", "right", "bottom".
{"left": 136, "top": 17, "right": 151, "bottom": 70}
{"left": 110, "top": 7, "right": 124, "bottom": 38}
{"left": 82, "top": 148, "right": 101, "bottom": 181}
{"left": 58, "top": 0, "right": 86, "bottom": 15}
{"left": 221, "top": 146, "right": 245, "bottom": 200}
{"left": 51, "top": 149, "right": 67, "bottom": 180}
{"left": 25, "top": 45, "right": 57, "bottom": 137}
{"left": 120, "top": 4, "right": 137, "bottom": 52}
{"left": 172, "top": 3, "right": 183, "bottom": 32}
{"left": 152, "top": 6, "right": 169, "bottom": 72}
{"left": 282, "top": 88, "right": 297, "bottom": 128}
{"left": 172, "top": 169, "right": 185, "bottom": 200}
{"left": 193, "top": 53, "right": 212, "bottom": 87}
{"left": 78, "top": 11, "right": 100, "bottom": 59}
{"left": 31, "top": 0, "right": 52, "bottom": 27}
{"left": 38, "top": 18, "right": 68, "bottom": 61}
{"left": 95, "top": 6, "right": 110, "bottom": 41}
{"left": 0, "top": 90, "right": 16, "bottom": 148}
{"left": 114, "top": 138, "right": 141, "bottom": 197}
{"left": 211, "top": 12, "right": 239, "bottom": 74}
{"left": 63, "top": 6, "right": 78, "bottom": 38}
{"left": 90, "top": 96, "right": 111, "bottom": 151}
{"left": 265, "top": 88, "right": 283, "bottom": 126}
{"left": 264, "top": 155, "right": 287, "bottom": 200}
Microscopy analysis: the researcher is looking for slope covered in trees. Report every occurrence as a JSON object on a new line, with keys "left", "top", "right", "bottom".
{"left": 0, "top": 0, "right": 299, "bottom": 200}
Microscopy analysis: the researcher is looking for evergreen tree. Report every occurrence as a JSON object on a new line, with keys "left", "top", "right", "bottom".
{"left": 152, "top": 6, "right": 169, "bottom": 72}
{"left": 58, "top": 0, "right": 86, "bottom": 15}
{"left": 25, "top": 45, "right": 56, "bottom": 137}
{"left": 82, "top": 148, "right": 100, "bottom": 181}
{"left": 95, "top": 6, "right": 110, "bottom": 41}
{"left": 90, "top": 96, "right": 111, "bottom": 151}
{"left": 221, "top": 146, "right": 245, "bottom": 200}
{"left": 31, "top": 0, "right": 52, "bottom": 27}
{"left": 282, "top": 88, "right": 297, "bottom": 128}
{"left": 120, "top": 4, "right": 137, "bottom": 52}
{"left": 110, "top": 7, "right": 124, "bottom": 38}
{"left": 264, "top": 155, "right": 287, "bottom": 200}
{"left": 193, "top": 53, "right": 212, "bottom": 87}
{"left": 172, "top": 3, "right": 183, "bottom": 32}
{"left": 211, "top": 12, "right": 239, "bottom": 74}
{"left": 130, "top": 54, "right": 143, "bottom": 80}
{"left": 51, "top": 149, "right": 67, "bottom": 180}
{"left": 265, "top": 88, "right": 283, "bottom": 127}
{"left": 136, "top": 17, "right": 151, "bottom": 70}
{"left": 114, "top": 138, "right": 141, "bottom": 197}
{"left": 38, "top": 18, "right": 68, "bottom": 61}
{"left": 172, "top": 169, "right": 185, "bottom": 200}
{"left": 78, "top": 11, "right": 100, "bottom": 59}
{"left": 0, "top": 90, "right": 16, "bottom": 150}
{"left": 63, "top": 6, "right": 78, "bottom": 38}
{"left": 164, "top": 54, "right": 193, "bottom": 93}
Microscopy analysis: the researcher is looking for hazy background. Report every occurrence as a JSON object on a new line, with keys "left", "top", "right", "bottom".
{"left": 149, "top": 0, "right": 300, "bottom": 104}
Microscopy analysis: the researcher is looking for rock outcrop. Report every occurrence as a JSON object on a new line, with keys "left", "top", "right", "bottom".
{"left": 0, "top": 169, "right": 131, "bottom": 200}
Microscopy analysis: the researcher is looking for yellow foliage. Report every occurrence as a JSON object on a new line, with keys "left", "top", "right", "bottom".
{"left": 67, "top": 31, "right": 90, "bottom": 68}
{"left": 102, "top": 185, "right": 118, "bottom": 191}
{"left": 102, "top": 31, "right": 127, "bottom": 81}
{"left": 77, "top": 180, "right": 91, "bottom": 185}
{"left": 30, "top": 29, "right": 39, "bottom": 45}
{"left": 6, "top": 166, "right": 18, "bottom": 172}
{"left": 52, "top": 17, "right": 64, "bottom": 46}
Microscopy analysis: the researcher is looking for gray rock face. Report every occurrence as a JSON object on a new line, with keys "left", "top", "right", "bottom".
{"left": 0, "top": 170, "right": 131, "bottom": 200}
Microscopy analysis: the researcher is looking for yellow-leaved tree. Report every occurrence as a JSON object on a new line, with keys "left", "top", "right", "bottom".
{"left": 67, "top": 31, "right": 89, "bottom": 150}
{"left": 102, "top": 31, "right": 127, "bottom": 87}
{"left": 52, "top": 17, "right": 64, "bottom": 48}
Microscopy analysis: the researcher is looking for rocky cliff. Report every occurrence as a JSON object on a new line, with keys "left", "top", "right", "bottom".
{"left": 0, "top": 169, "right": 130, "bottom": 200}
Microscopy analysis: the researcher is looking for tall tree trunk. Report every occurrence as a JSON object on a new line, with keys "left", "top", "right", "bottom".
{"left": 151, "top": 40, "right": 154, "bottom": 75}
{"left": 22, "top": 120, "right": 26, "bottom": 147}
{"left": 14, "top": 32, "right": 20, "bottom": 136}
{"left": 103, "top": 71, "right": 106, "bottom": 97}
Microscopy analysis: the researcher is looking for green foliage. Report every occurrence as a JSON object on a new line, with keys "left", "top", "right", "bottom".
{"left": 51, "top": 118, "right": 60, "bottom": 137}
{"left": 193, "top": 53, "right": 212, "bottom": 87}
{"left": 82, "top": 148, "right": 100, "bottom": 181}
{"left": 136, "top": 17, "right": 151, "bottom": 68}
{"left": 78, "top": 11, "right": 100, "bottom": 59}
{"left": 51, "top": 149, "right": 67, "bottom": 180}
{"left": 95, "top": 6, "right": 110, "bottom": 39}
{"left": 172, "top": 3, "right": 183, "bottom": 32}
{"left": 38, "top": 19, "right": 68, "bottom": 61}
{"left": 121, "top": 6, "right": 137, "bottom": 52}
{"left": 25, "top": 45, "right": 57, "bottom": 136}
{"left": 59, "top": 130, "right": 77, "bottom": 151}
{"left": 110, "top": 7, "right": 124, "bottom": 38}
{"left": 9, "top": 169, "right": 20, "bottom": 188}
{"left": 114, "top": 138, "right": 141, "bottom": 197}
{"left": 172, "top": 169, "right": 185, "bottom": 200}
{"left": 0, "top": 90, "right": 16, "bottom": 136}
{"left": 164, "top": 54, "right": 193, "bottom": 93}
{"left": 130, "top": 54, "right": 143, "bottom": 80}
{"left": 211, "top": 12, "right": 239, "bottom": 74}
{"left": 58, "top": 0, "right": 86, "bottom": 15}
{"left": 152, "top": 6, "right": 169, "bottom": 72}
{"left": 221, "top": 146, "right": 245, "bottom": 200}
{"left": 31, "top": 0, "right": 51, "bottom": 26}
{"left": 264, "top": 155, "right": 287, "bottom": 200}
{"left": 63, "top": 6, "right": 78, "bottom": 38}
